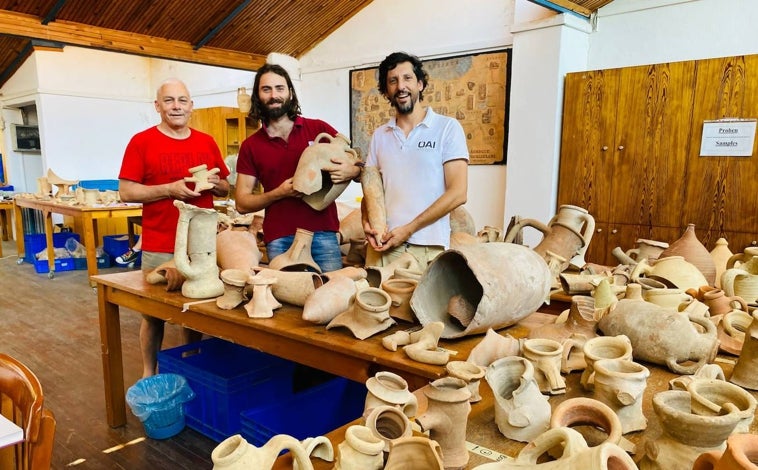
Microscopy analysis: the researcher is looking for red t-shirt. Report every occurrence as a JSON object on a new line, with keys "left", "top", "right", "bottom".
{"left": 118, "top": 126, "right": 229, "bottom": 253}
{"left": 236, "top": 116, "right": 340, "bottom": 243}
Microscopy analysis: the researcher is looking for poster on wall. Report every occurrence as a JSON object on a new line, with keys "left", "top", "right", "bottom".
{"left": 349, "top": 49, "right": 511, "bottom": 165}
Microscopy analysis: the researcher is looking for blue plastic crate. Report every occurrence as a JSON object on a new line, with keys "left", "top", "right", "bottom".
{"left": 23, "top": 232, "right": 81, "bottom": 264}
{"left": 97, "top": 253, "right": 112, "bottom": 268}
{"left": 75, "top": 179, "right": 120, "bottom": 191}
{"left": 103, "top": 234, "right": 130, "bottom": 259}
{"left": 73, "top": 257, "right": 88, "bottom": 270}
{"left": 157, "top": 338, "right": 297, "bottom": 442}
{"left": 34, "top": 257, "right": 75, "bottom": 274}
{"left": 240, "top": 377, "right": 366, "bottom": 446}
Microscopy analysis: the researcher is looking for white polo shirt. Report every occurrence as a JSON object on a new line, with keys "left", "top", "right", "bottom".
{"left": 366, "top": 107, "right": 469, "bottom": 248}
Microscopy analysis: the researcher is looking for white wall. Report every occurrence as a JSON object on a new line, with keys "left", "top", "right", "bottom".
{"left": 300, "top": 0, "right": 515, "bottom": 230}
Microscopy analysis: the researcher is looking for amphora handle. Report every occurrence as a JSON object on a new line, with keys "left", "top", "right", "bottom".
{"left": 504, "top": 218, "right": 551, "bottom": 244}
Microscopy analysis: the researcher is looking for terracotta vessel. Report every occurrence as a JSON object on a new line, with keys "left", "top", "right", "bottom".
{"left": 402, "top": 322, "right": 450, "bottom": 365}
{"left": 580, "top": 334, "right": 633, "bottom": 391}
{"left": 474, "top": 427, "right": 637, "bottom": 469}
{"left": 722, "top": 256, "right": 758, "bottom": 304}
{"left": 659, "top": 224, "right": 717, "bottom": 286}
{"left": 686, "top": 377, "right": 757, "bottom": 433}
{"left": 211, "top": 433, "right": 314, "bottom": 470}
{"left": 302, "top": 276, "right": 368, "bottom": 324}
{"left": 338, "top": 208, "right": 364, "bottom": 246}
{"left": 334, "top": 425, "right": 384, "bottom": 470}
{"left": 415, "top": 377, "right": 471, "bottom": 470}
{"left": 216, "top": 269, "right": 249, "bottom": 310}
{"left": 381, "top": 278, "right": 418, "bottom": 323}
{"left": 384, "top": 436, "right": 444, "bottom": 470}
{"left": 559, "top": 273, "right": 610, "bottom": 295}
{"left": 703, "top": 288, "right": 749, "bottom": 316}
{"left": 631, "top": 255, "right": 709, "bottom": 291}
{"left": 485, "top": 356, "right": 551, "bottom": 443}
{"left": 268, "top": 228, "right": 322, "bottom": 273}
{"left": 363, "top": 404, "right": 412, "bottom": 453}
{"left": 184, "top": 164, "right": 220, "bottom": 192}
{"left": 638, "top": 390, "right": 742, "bottom": 470}
{"left": 717, "top": 308, "right": 753, "bottom": 355}
{"left": 450, "top": 205, "right": 477, "bottom": 236}
{"left": 365, "top": 252, "right": 423, "bottom": 287}
{"left": 216, "top": 227, "right": 262, "bottom": 272}
{"left": 693, "top": 433, "right": 758, "bottom": 470}
{"left": 549, "top": 397, "right": 623, "bottom": 450}
{"left": 410, "top": 242, "right": 552, "bottom": 338}
{"left": 710, "top": 238, "right": 733, "bottom": 288}
{"left": 172, "top": 200, "right": 224, "bottom": 299}
{"left": 729, "top": 311, "right": 758, "bottom": 390}
{"left": 669, "top": 363, "right": 726, "bottom": 391}
{"left": 643, "top": 287, "right": 693, "bottom": 310}
{"left": 244, "top": 276, "right": 279, "bottom": 318}
{"left": 361, "top": 166, "right": 387, "bottom": 242}
{"left": 446, "top": 360, "right": 486, "bottom": 402}
{"left": 598, "top": 283, "right": 718, "bottom": 374}
{"left": 521, "top": 338, "right": 566, "bottom": 395}
{"left": 726, "top": 246, "right": 758, "bottom": 269}
{"left": 236, "top": 87, "right": 252, "bottom": 113}
{"left": 477, "top": 225, "right": 504, "bottom": 243}
{"left": 467, "top": 329, "right": 523, "bottom": 367}
{"left": 254, "top": 268, "right": 324, "bottom": 307}
{"left": 623, "top": 238, "right": 669, "bottom": 263}
{"left": 292, "top": 133, "right": 360, "bottom": 211}
{"left": 591, "top": 358, "right": 649, "bottom": 433}
{"left": 548, "top": 204, "right": 596, "bottom": 269}
{"left": 327, "top": 287, "right": 394, "bottom": 340}
{"left": 504, "top": 218, "right": 585, "bottom": 274}
{"left": 364, "top": 371, "right": 418, "bottom": 418}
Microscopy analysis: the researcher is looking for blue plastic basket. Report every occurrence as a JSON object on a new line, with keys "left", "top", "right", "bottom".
{"left": 23, "top": 232, "right": 80, "bottom": 264}
{"left": 126, "top": 374, "right": 195, "bottom": 440}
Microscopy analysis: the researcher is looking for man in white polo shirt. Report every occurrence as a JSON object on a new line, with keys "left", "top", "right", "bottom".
{"left": 362, "top": 51, "right": 469, "bottom": 267}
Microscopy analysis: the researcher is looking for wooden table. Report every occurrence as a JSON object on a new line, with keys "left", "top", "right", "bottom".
{"left": 13, "top": 197, "right": 142, "bottom": 283}
{"left": 93, "top": 271, "right": 490, "bottom": 428}
{"left": 0, "top": 200, "right": 13, "bottom": 258}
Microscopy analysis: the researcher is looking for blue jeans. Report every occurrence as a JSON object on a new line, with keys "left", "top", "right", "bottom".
{"left": 267, "top": 231, "right": 343, "bottom": 272}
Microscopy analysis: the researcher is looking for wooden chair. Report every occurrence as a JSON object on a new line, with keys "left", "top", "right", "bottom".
{"left": 0, "top": 354, "right": 56, "bottom": 470}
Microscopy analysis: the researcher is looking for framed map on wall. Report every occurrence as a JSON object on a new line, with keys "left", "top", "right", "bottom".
{"left": 349, "top": 49, "right": 511, "bottom": 165}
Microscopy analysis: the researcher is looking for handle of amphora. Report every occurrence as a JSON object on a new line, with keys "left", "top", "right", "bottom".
{"left": 629, "top": 259, "right": 653, "bottom": 282}
{"left": 578, "top": 213, "right": 595, "bottom": 246}
{"left": 726, "top": 252, "right": 746, "bottom": 269}
{"left": 613, "top": 246, "right": 638, "bottom": 265}
{"left": 729, "top": 295, "right": 749, "bottom": 312}
{"left": 516, "top": 428, "right": 588, "bottom": 464}
{"left": 503, "top": 218, "right": 550, "bottom": 244}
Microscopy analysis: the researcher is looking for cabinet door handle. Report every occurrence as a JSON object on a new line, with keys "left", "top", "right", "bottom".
{"left": 601, "top": 146, "right": 608, "bottom": 151}
{"left": 617, "top": 145, "right": 624, "bottom": 150}
{"left": 611, "top": 229, "right": 618, "bottom": 234}
{"left": 752, "top": 240, "right": 757, "bottom": 246}
{"left": 596, "top": 228, "right": 602, "bottom": 233}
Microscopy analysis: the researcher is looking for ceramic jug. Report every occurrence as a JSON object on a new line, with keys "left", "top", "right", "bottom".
{"left": 415, "top": 377, "right": 472, "bottom": 470}
{"left": 703, "top": 288, "right": 749, "bottom": 316}
{"left": 211, "top": 434, "right": 314, "bottom": 470}
{"left": 485, "top": 356, "right": 551, "bottom": 443}
{"left": 384, "top": 436, "right": 444, "bottom": 470}
{"left": 381, "top": 278, "right": 418, "bottom": 323}
{"left": 693, "top": 433, "right": 758, "bottom": 470}
{"left": 172, "top": 200, "right": 224, "bottom": 299}
{"left": 591, "top": 358, "right": 650, "bottom": 434}
{"left": 726, "top": 246, "right": 758, "bottom": 269}
{"left": 625, "top": 238, "right": 669, "bottom": 262}
{"left": 473, "top": 427, "right": 637, "bottom": 469}
{"left": 334, "top": 425, "right": 384, "bottom": 470}
{"left": 631, "top": 255, "right": 709, "bottom": 291}
{"left": 302, "top": 275, "right": 368, "bottom": 324}
{"left": 598, "top": 283, "right": 719, "bottom": 374}
{"left": 410, "top": 242, "right": 551, "bottom": 338}
{"left": 710, "top": 238, "right": 733, "bottom": 288}
{"left": 580, "top": 334, "right": 633, "bottom": 391}
{"left": 292, "top": 133, "right": 360, "bottom": 211}
{"left": 268, "top": 228, "right": 322, "bottom": 273}
{"left": 236, "top": 87, "right": 252, "bottom": 113}
{"left": 686, "top": 377, "right": 757, "bottom": 433}
{"left": 254, "top": 268, "right": 325, "bottom": 307}
{"left": 504, "top": 218, "right": 585, "bottom": 274}
{"left": 721, "top": 255, "right": 758, "bottom": 304}
{"left": 364, "top": 371, "right": 418, "bottom": 418}
{"left": 548, "top": 204, "right": 596, "bottom": 268}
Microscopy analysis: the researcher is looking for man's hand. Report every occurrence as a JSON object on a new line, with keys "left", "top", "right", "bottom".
{"left": 276, "top": 177, "right": 304, "bottom": 199}
{"left": 372, "top": 224, "right": 413, "bottom": 252}
{"left": 326, "top": 155, "right": 362, "bottom": 184}
{"left": 166, "top": 180, "right": 201, "bottom": 200}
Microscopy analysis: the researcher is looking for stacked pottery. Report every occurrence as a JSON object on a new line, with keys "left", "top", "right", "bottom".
{"left": 485, "top": 356, "right": 551, "bottom": 443}
{"left": 638, "top": 390, "right": 742, "bottom": 470}
{"left": 415, "top": 377, "right": 472, "bottom": 470}
{"left": 659, "top": 224, "right": 717, "bottom": 286}
{"left": 693, "top": 433, "right": 758, "bottom": 470}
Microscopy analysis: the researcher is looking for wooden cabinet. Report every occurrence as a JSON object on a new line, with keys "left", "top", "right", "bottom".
{"left": 190, "top": 106, "right": 259, "bottom": 157}
{"left": 558, "top": 55, "right": 758, "bottom": 266}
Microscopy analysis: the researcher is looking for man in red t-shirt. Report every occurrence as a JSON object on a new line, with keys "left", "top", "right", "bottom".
{"left": 235, "top": 63, "right": 360, "bottom": 272}
{"left": 119, "top": 78, "right": 230, "bottom": 377}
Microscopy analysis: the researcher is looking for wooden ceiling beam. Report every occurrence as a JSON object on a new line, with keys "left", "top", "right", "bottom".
{"left": 527, "top": 0, "right": 593, "bottom": 17}
{"left": 0, "top": 9, "right": 266, "bottom": 71}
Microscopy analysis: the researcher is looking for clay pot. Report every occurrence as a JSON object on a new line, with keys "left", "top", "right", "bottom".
{"left": 704, "top": 288, "right": 749, "bottom": 316}
{"left": 559, "top": 273, "right": 610, "bottom": 295}
{"left": 717, "top": 309, "right": 753, "bottom": 355}
{"left": 173, "top": 200, "right": 224, "bottom": 299}
{"left": 686, "top": 377, "right": 757, "bottom": 433}
{"left": 638, "top": 390, "right": 742, "bottom": 470}
{"left": 292, "top": 133, "right": 360, "bottom": 211}
{"left": 722, "top": 256, "right": 758, "bottom": 304}
{"left": 381, "top": 278, "right": 418, "bottom": 323}
{"left": 710, "top": 238, "right": 733, "bottom": 289}
{"left": 467, "top": 329, "right": 523, "bottom": 367}
{"left": 549, "top": 397, "right": 623, "bottom": 450}
{"left": 268, "top": 228, "right": 322, "bottom": 273}
{"left": 211, "top": 433, "right": 314, "bottom": 470}
{"left": 445, "top": 360, "right": 486, "bottom": 402}
{"left": 254, "top": 268, "right": 325, "bottom": 307}
{"left": 402, "top": 322, "right": 450, "bottom": 365}
{"left": 364, "top": 371, "right": 418, "bottom": 418}
{"left": 326, "top": 287, "right": 395, "bottom": 340}
{"left": 365, "top": 252, "right": 423, "bottom": 287}
{"left": 669, "top": 363, "right": 726, "bottom": 391}
{"left": 631, "top": 256, "right": 709, "bottom": 291}
{"left": 335, "top": 425, "right": 384, "bottom": 470}
{"left": 659, "top": 224, "right": 717, "bottom": 286}
{"left": 485, "top": 356, "right": 550, "bottom": 443}
{"left": 185, "top": 164, "right": 220, "bottom": 192}
{"left": 693, "top": 433, "right": 758, "bottom": 470}
{"left": 410, "top": 242, "right": 552, "bottom": 338}
{"left": 216, "top": 227, "right": 262, "bottom": 272}
{"left": 624, "top": 238, "right": 669, "bottom": 263}
{"left": 415, "top": 377, "right": 471, "bottom": 470}
{"left": 360, "top": 166, "right": 387, "bottom": 242}
{"left": 521, "top": 338, "right": 566, "bottom": 395}
{"left": 475, "top": 427, "right": 637, "bottom": 469}
{"left": 730, "top": 311, "right": 758, "bottom": 390}
{"left": 598, "top": 284, "right": 719, "bottom": 374}
{"left": 643, "top": 287, "right": 693, "bottom": 310}
{"left": 580, "top": 334, "right": 633, "bottom": 392}
{"left": 548, "top": 204, "right": 596, "bottom": 269}
{"left": 726, "top": 246, "right": 758, "bottom": 269}
{"left": 591, "top": 358, "right": 650, "bottom": 434}
{"left": 385, "top": 436, "right": 444, "bottom": 470}
{"left": 236, "top": 87, "right": 252, "bottom": 113}
{"left": 363, "top": 405, "right": 412, "bottom": 453}
{"left": 302, "top": 276, "right": 368, "bottom": 324}
{"left": 216, "top": 269, "right": 249, "bottom": 310}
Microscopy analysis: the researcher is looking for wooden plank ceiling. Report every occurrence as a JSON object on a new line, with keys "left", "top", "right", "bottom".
{"left": 0, "top": 0, "right": 374, "bottom": 86}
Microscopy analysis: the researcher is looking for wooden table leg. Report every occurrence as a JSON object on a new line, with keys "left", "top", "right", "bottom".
{"left": 83, "top": 214, "right": 99, "bottom": 286}
{"left": 98, "top": 283, "right": 126, "bottom": 427}
{"left": 43, "top": 211, "right": 55, "bottom": 275}
{"left": 14, "top": 202, "right": 24, "bottom": 261}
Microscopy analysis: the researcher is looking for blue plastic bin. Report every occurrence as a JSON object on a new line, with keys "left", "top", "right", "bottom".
{"left": 23, "top": 232, "right": 80, "bottom": 264}
{"left": 157, "top": 338, "right": 297, "bottom": 442}
{"left": 126, "top": 373, "right": 195, "bottom": 439}
{"left": 75, "top": 179, "right": 120, "bottom": 191}
{"left": 240, "top": 377, "right": 366, "bottom": 446}
{"left": 103, "top": 234, "right": 130, "bottom": 259}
